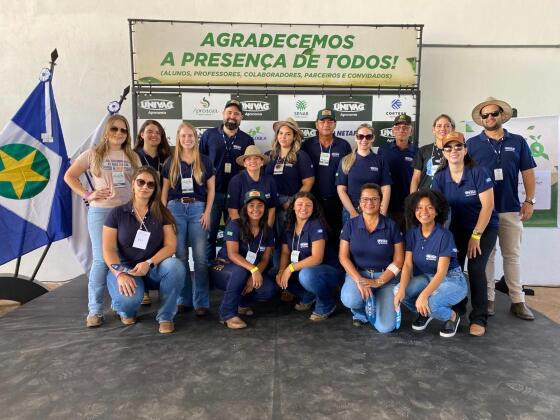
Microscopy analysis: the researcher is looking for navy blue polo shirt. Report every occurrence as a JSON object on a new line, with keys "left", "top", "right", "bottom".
{"left": 405, "top": 224, "right": 460, "bottom": 275}
{"left": 335, "top": 152, "right": 392, "bottom": 207}
{"left": 302, "top": 136, "right": 352, "bottom": 199}
{"left": 264, "top": 150, "right": 315, "bottom": 197}
{"left": 282, "top": 218, "right": 338, "bottom": 266}
{"left": 104, "top": 203, "right": 169, "bottom": 266}
{"left": 378, "top": 142, "right": 416, "bottom": 212}
{"left": 432, "top": 165, "right": 499, "bottom": 231}
{"left": 199, "top": 125, "right": 254, "bottom": 193}
{"left": 161, "top": 155, "right": 215, "bottom": 202}
{"left": 135, "top": 149, "right": 163, "bottom": 173}
{"left": 217, "top": 219, "right": 274, "bottom": 263}
{"left": 340, "top": 214, "right": 403, "bottom": 271}
{"left": 227, "top": 171, "right": 279, "bottom": 210}
{"left": 467, "top": 129, "right": 536, "bottom": 213}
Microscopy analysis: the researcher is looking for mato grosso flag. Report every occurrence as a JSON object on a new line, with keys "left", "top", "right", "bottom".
{"left": 0, "top": 68, "right": 72, "bottom": 264}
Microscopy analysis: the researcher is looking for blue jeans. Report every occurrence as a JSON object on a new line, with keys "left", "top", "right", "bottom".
{"left": 207, "top": 192, "right": 227, "bottom": 262}
{"left": 288, "top": 265, "right": 343, "bottom": 316}
{"left": 341, "top": 270, "right": 400, "bottom": 333}
{"left": 402, "top": 267, "right": 467, "bottom": 321}
{"left": 168, "top": 200, "right": 209, "bottom": 309}
{"left": 211, "top": 262, "right": 279, "bottom": 321}
{"left": 87, "top": 207, "right": 112, "bottom": 316}
{"left": 106, "top": 257, "right": 185, "bottom": 322}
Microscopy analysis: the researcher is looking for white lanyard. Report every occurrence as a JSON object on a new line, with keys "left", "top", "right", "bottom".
{"left": 246, "top": 229, "right": 264, "bottom": 264}
{"left": 290, "top": 222, "right": 306, "bottom": 262}
{"left": 319, "top": 143, "right": 332, "bottom": 166}
{"left": 132, "top": 206, "right": 150, "bottom": 250}
{"left": 274, "top": 155, "right": 286, "bottom": 175}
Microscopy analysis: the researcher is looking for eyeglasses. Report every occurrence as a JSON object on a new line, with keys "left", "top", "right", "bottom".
{"left": 443, "top": 144, "right": 465, "bottom": 152}
{"left": 393, "top": 125, "right": 411, "bottom": 131}
{"left": 135, "top": 178, "right": 156, "bottom": 189}
{"left": 480, "top": 110, "right": 501, "bottom": 119}
{"left": 360, "top": 197, "right": 380, "bottom": 203}
{"left": 356, "top": 134, "right": 374, "bottom": 141}
{"left": 109, "top": 126, "right": 128, "bottom": 134}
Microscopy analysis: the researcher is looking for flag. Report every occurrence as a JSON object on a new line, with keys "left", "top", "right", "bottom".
{"left": 0, "top": 68, "right": 72, "bottom": 265}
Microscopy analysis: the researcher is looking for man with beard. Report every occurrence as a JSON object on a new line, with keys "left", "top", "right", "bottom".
{"left": 302, "top": 108, "right": 352, "bottom": 244}
{"left": 466, "top": 97, "right": 536, "bottom": 320}
{"left": 200, "top": 99, "right": 254, "bottom": 261}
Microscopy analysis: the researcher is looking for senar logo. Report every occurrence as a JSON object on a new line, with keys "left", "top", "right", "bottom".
{"left": 140, "top": 99, "right": 174, "bottom": 110}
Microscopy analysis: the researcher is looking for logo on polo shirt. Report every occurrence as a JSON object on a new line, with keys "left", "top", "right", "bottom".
{"left": 464, "top": 190, "right": 477, "bottom": 197}
{"left": 377, "top": 239, "right": 388, "bottom": 245}
{"left": 332, "top": 152, "right": 340, "bottom": 157}
{"left": 485, "top": 177, "right": 492, "bottom": 183}
{"left": 370, "top": 166, "right": 379, "bottom": 172}
{"left": 426, "top": 254, "right": 437, "bottom": 261}
{"left": 453, "top": 248, "right": 458, "bottom": 252}
{"left": 259, "top": 246, "right": 266, "bottom": 251}
{"left": 265, "top": 193, "right": 271, "bottom": 198}
{"left": 300, "top": 242, "right": 309, "bottom": 248}
{"left": 504, "top": 146, "right": 516, "bottom": 152}
{"left": 226, "top": 230, "right": 233, "bottom": 236}
{"left": 317, "top": 229, "right": 323, "bottom": 233}
{"left": 233, "top": 144, "right": 242, "bottom": 150}
{"left": 405, "top": 156, "right": 413, "bottom": 162}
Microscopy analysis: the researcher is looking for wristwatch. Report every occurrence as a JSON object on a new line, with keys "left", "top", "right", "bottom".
{"left": 525, "top": 197, "right": 536, "bottom": 205}
{"left": 147, "top": 259, "right": 155, "bottom": 268}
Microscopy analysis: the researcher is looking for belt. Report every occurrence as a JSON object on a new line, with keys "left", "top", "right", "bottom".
{"left": 175, "top": 197, "right": 197, "bottom": 203}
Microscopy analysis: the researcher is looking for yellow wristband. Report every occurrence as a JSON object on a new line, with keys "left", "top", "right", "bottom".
{"left": 288, "top": 263, "right": 295, "bottom": 273}
{"left": 250, "top": 266, "right": 259, "bottom": 274}
{"left": 471, "top": 234, "right": 481, "bottom": 240}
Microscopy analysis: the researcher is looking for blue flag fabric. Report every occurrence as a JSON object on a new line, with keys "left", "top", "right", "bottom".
{"left": 0, "top": 71, "right": 72, "bottom": 264}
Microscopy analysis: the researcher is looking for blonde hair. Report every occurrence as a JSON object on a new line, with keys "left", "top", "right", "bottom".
{"left": 91, "top": 115, "right": 139, "bottom": 177}
{"left": 168, "top": 122, "right": 204, "bottom": 187}
{"left": 269, "top": 124, "right": 303, "bottom": 164}
{"left": 341, "top": 123, "right": 374, "bottom": 174}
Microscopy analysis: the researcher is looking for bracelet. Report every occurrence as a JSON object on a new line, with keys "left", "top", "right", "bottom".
{"left": 288, "top": 263, "right": 295, "bottom": 273}
{"left": 250, "top": 266, "right": 259, "bottom": 274}
{"left": 471, "top": 234, "right": 481, "bottom": 240}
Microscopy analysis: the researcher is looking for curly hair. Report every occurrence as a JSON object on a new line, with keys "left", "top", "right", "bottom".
{"left": 284, "top": 191, "right": 329, "bottom": 236}
{"left": 404, "top": 190, "right": 449, "bottom": 229}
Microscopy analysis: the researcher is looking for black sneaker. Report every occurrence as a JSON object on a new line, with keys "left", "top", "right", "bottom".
{"left": 412, "top": 314, "right": 433, "bottom": 331}
{"left": 440, "top": 315, "right": 461, "bottom": 338}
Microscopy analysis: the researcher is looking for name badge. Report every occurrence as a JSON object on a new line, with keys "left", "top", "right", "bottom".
{"left": 224, "top": 162, "right": 232, "bottom": 174}
{"left": 112, "top": 171, "right": 126, "bottom": 188}
{"left": 274, "top": 163, "right": 285, "bottom": 175}
{"left": 246, "top": 250, "right": 257, "bottom": 265}
{"left": 290, "top": 250, "right": 300, "bottom": 263}
{"left": 133, "top": 229, "right": 151, "bottom": 250}
{"left": 494, "top": 168, "right": 504, "bottom": 181}
{"left": 181, "top": 177, "right": 194, "bottom": 193}
{"left": 319, "top": 152, "right": 330, "bottom": 166}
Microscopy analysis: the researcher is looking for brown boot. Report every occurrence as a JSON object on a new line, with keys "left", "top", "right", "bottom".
{"left": 510, "top": 302, "right": 535, "bottom": 320}
{"left": 220, "top": 316, "right": 247, "bottom": 329}
{"left": 159, "top": 321, "right": 175, "bottom": 334}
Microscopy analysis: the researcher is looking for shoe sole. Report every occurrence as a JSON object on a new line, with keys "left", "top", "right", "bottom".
{"left": 440, "top": 316, "right": 461, "bottom": 338}
{"left": 411, "top": 317, "right": 433, "bottom": 331}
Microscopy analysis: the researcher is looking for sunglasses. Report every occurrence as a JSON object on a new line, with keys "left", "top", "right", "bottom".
{"left": 480, "top": 110, "right": 501, "bottom": 119}
{"left": 356, "top": 134, "right": 374, "bottom": 141}
{"left": 109, "top": 126, "right": 128, "bottom": 134}
{"left": 443, "top": 144, "right": 465, "bottom": 152}
{"left": 135, "top": 178, "right": 156, "bottom": 189}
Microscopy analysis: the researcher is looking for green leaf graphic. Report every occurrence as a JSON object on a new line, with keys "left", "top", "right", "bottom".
{"left": 406, "top": 57, "right": 416, "bottom": 72}
{"left": 527, "top": 125, "right": 535, "bottom": 130}
{"left": 138, "top": 76, "right": 162, "bottom": 84}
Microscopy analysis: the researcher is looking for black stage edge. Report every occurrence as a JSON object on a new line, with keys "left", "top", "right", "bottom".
{"left": 0, "top": 276, "right": 559, "bottom": 419}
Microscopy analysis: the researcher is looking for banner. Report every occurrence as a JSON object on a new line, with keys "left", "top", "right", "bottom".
{"left": 462, "top": 116, "right": 559, "bottom": 227}
{"left": 132, "top": 21, "right": 419, "bottom": 87}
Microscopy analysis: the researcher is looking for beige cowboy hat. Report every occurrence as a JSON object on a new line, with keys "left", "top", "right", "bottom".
{"left": 471, "top": 97, "right": 513, "bottom": 126}
{"left": 235, "top": 144, "right": 270, "bottom": 166}
{"left": 272, "top": 117, "right": 304, "bottom": 139}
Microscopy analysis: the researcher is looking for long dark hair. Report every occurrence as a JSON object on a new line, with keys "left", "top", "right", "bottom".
{"left": 131, "top": 166, "right": 176, "bottom": 231}
{"left": 135, "top": 120, "right": 171, "bottom": 161}
{"left": 238, "top": 199, "right": 270, "bottom": 244}
{"left": 284, "top": 191, "right": 329, "bottom": 235}
{"left": 404, "top": 190, "right": 449, "bottom": 229}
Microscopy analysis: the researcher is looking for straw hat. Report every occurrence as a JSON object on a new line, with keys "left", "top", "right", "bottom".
{"left": 471, "top": 97, "right": 513, "bottom": 126}
{"left": 235, "top": 145, "right": 270, "bottom": 166}
{"left": 272, "top": 117, "right": 303, "bottom": 139}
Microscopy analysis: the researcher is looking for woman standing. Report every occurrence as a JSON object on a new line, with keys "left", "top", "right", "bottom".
{"left": 410, "top": 114, "right": 455, "bottom": 192}
{"left": 277, "top": 192, "right": 343, "bottom": 321}
{"left": 340, "top": 183, "right": 404, "bottom": 333}
{"left": 134, "top": 120, "right": 171, "bottom": 173}
{"left": 211, "top": 190, "right": 279, "bottom": 329}
{"left": 161, "top": 122, "right": 215, "bottom": 316}
{"left": 336, "top": 123, "right": 392, "bottom": 223}
{"left": 64, "top": 115, "right": 140, "bottom": 327}
{"left": 394, "top": 190, "right": 467, "bottom": 338}
{"left": 102, "top": 166, "right": 185, "bottom": 333}
{"left": 227, "top": 145, "right": 278, "bottom": 228}
{"left": 432, "top": 132, "right": 499, "bottom": 336}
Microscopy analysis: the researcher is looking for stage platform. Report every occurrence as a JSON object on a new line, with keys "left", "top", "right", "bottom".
{"left": 1, "top": 275, "right": 559, "bottom": 419}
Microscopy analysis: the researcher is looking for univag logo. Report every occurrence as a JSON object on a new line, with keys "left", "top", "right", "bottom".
{"left": 391, "top": 99, "right": 402, "bottom": 110}
{"left": 301, "top": 128, "right": 317, "bottom": 138}
{"left": 140, "top": 99, "right": 174, "bottom": 110}
{"left": 380, "top": 128, "right": 395, "bottom": 139}
{"left": 333, "top": 101, "right": 365, "bottom": 113}
{"left": 195, "top": 127, "right": 213, "bottom": 137}
{"left": 241, "top": 101, "right": 271, "bottom": 112}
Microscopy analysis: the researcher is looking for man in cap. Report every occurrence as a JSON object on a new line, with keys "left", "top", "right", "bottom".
{"left": 466, "top": 97, "right": 536, "bottom": 320}
{"left": 200, "top": 99, "right": 254, "bottom": 262}
{"left": 378, "top": 113, "right": 417, "bottom": 229}
{"left": 301, "top": 108, "right": 352, "bottom": 242}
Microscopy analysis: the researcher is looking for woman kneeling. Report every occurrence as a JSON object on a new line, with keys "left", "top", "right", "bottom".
{"left": 102, "top": 166, "right": 185, "bottom": 334}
